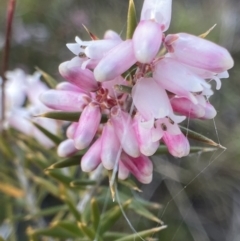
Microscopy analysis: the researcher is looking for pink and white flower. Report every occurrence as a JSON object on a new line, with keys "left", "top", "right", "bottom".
{"left": 39, "top": 0, "right": 234, "bottom": 183}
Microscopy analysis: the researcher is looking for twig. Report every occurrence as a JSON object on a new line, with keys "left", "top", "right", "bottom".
{"left": 1, "top": 0, "right": 17, "bottom": 129}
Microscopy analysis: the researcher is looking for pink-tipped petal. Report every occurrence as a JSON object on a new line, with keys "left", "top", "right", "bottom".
{"left": 74, "top": 103, "right": 101, "bottom": 150}
{"left": 40, "top": 90, "right": 90, "bottom": 111}
{"left": 81, "top": 138, "right": 102, "bottom": 172}
{"left": 111, "top": 107, "right": 140, "bottom": 158}
{"left": 163, "top": 132, "right": 190, "bottom": 157}
{"left": 141, "top": 0, "right": 172, "bottom": 31}
{"left": 165, "top": 33, "right": 234, "bottom": 73}
{"left": 101, "top": 121, "right": 121, "bottom": 170}
{"left": 59, "top": 61, "right": 99, "bottom": 92}
{"left": 94, "top": 40, "right": 136, "bottom": 82}
{"left": 171, "top": 97, "right": 206, "bottom": 118}
{"left": 121, "top": 152, "right": 153, "bottom": 184}
{"left": 57, "top": 139, "right": 79, "bottom": 157}
{"left": 133, "top": 20, "right": 162, "bottom": 63}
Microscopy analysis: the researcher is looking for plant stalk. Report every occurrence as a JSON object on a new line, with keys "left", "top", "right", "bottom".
{"left": 1, "top": 0, "right": 17, "bottom": 130}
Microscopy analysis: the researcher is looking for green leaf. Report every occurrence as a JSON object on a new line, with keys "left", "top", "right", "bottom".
{"left": 23, "top": 205, "right": 68, "bottom": 221}
{"left": 156, "top": 145, "right": 218, "bottom": 154}
{"left": 118, "top": 179, "right": 142, "bottom": 192}
{"left": 51, "top": 221, "right": 83, "bottom": 237}
{"left": 70, "top": 179, "right": 96, "bottom": 187}
{"left": 62, "top": 196, "right": 81, "bottom": 221}
{"left": 45, "top": 169, "right": 73, "bottom": 186}
{"left": 99, "top": 199, "right": 132, "bottom": 234}
{"left": 180, "top": 126, "right": 226, "bottom": 149}
{"left": 39, "top": 111, "right": 108, "bottom": 123}
{"left": 0, "top": 237, "right": 6, "bottom": 241}
{"left": 91, "top": 198, "right": 100, "bottom": 231}
{"left": 113, "top": 226, "right": 167, "bottom": 241}
{"left": 0, "top": 135, "right": 15, "bottom": 159}
{"left": 78, "top": 222, "right": 95, "bottom": 240}
{"left": 126, "top": 0, "right": 137, "bottom": 39}
{"left": 28, "top": 173, "right": 59, "bottom": 197}
{"left": 27, "top": 226, "right": 78, "bottom": 239}
{"left": 130, "top": 203, "right": 163, "bottom": 224}
{"left": 39, "top": 111, "right": 81, "bottom": 121}
{"left": 35, "top": 67, "right": 58, "bottom": 88}
{"left": 47, "top": 155, "right": 82, "bottom": 169}
{"left": 31, "top": 121, "right": 62, "bottom": 145}
{"left": 103, "top": 232, "right": 129, "bottom": 239}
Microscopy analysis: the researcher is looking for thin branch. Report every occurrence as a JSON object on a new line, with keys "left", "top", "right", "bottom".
{"left": 1, "top": 0, "right": 17, "bottom": 129}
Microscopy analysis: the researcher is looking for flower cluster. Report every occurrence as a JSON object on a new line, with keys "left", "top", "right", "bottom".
{"left": 41, "top": 0, "right": 233, "bottom": 183}
{"left": 2, "top": 69, "right": 59, "bottom": 148}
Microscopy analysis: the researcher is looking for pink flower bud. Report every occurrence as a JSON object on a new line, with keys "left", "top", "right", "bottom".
{"left": 57, "top": 139, "right": 78, "bottom": 157}
{"left": 40, "top": 90, "right": 90, "bottom": 111}
{"left": 141, "top": 0, "right": 172, "bottom": 31}
{"left": 59, "top": 61, "right": 99, "bottom": 92}
{"left": 74, "top": 103, "right": 101, "bottom": 150}
{"left": 111, "top": 107, "right": 140, "bottom": 158}
{"left": 81, "top": 138, "right": 102, "bottom": 172}
{"left": 94, "top": 40, "right": 136, "bottom": 82}
{"left": 165, "top": 33, "right": 234, "bottom": 73}
{"left": 163, "top": 132, "right": 190, "bottom": 157}
{"left": 133, "top": 20, "right": 162, "bottom": 63}
{"left": 121, "top": 152, "right": 153, "bottom": 184}
{"left": 101, "top": 121, "right": 121, "bottom": 170}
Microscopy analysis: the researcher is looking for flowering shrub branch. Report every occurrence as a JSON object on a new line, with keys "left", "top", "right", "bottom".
{"left": 39, "top": 0, "right": 233, "bottom": 185}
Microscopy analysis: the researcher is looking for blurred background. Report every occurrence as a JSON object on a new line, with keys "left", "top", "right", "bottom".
{"left": 0, "top": 0, "right": 240, "bottom": 240}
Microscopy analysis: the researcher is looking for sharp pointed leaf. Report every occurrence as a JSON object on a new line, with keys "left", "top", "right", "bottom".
{"left": 45, "top": 170, "right": 73, "bottom": 186}
{"left": 47, "top": 155, "right": 82, "bottom": 169}
{"left": 91, "top": 198, "right": 100, "bottom": 231}
{"left": 35, "top": 67, "right": 58, "bottom": 88}
{"left": 156, "top": 145, "right": 218, "bottom": 154}
{"left": 126, "top": 0, "right": 137, "bottom": 39}
{"left": 51, "top": 221, "right": 83, "bottom": 237}
{"left": 99, "top": 199, "right": 132, "bottom": 235}
{"left": 70, "top": 179, "right": 96, "bottom": 187}
{"left": 180, "top": 126, "right": 226, "bottom": 149}
{"left": 113, "top": 226, "right": 167, "bottom": 241}
{"left": 32, "top": 121, "right": 62, "bottom": 145}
